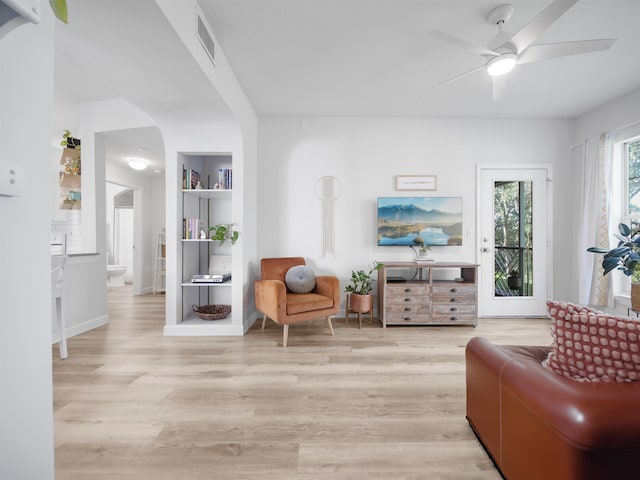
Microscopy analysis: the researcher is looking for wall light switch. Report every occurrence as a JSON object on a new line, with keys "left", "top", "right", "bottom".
{"left": 0, "top": 164, "right": 23, "bottom": 197}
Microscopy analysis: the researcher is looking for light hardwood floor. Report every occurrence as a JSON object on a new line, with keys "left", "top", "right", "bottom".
{"left": 53, "top": 287, "right": 552, "bottom": 479}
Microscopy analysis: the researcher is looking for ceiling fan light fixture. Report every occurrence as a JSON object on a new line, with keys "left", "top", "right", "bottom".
{"left": 127, "top": 158, "right": 148, "bottom": 171}
{"left": 487, "top": 53, "right": 517, "bottom": 76}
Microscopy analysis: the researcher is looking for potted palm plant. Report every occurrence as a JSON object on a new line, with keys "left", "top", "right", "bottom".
{"left": 588, "top": 222, "right": 640, "bottom": 309}
{"left": 344, "top": 262, "right": 383, "bottom": 313}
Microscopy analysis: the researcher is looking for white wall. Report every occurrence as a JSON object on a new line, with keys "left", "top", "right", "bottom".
{"left": 258, "top": 116, "right": 575, "bottom": 308}
{"left": 573, "top": 87, "right": 640, "bottom": 144}
{"left": 0, "top": 10, "right": 55, "bottom": 479}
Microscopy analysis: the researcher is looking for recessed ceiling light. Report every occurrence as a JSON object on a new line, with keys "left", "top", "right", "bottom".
{"left": 128, "top": 158, "right": 148, "bottom": 170}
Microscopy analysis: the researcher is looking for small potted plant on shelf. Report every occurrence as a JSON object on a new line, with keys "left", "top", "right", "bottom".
{"left": 60, "top": 129, "right": 81, "bottom": 149}
{"left": 345, "top": 261, "right": 383, "bottom": 313}
{"left": 410, "top": 237, "right": 432, "bottom": 262}
{"left": 588, "top": 222, "right": 640, "bottom": 310}
{"left": 209, "top": 223, "right": 240, "bottom": 245}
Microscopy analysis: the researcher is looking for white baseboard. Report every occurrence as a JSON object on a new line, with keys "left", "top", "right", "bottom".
{"left": 52, "top": 314, "right": 109, "bottom": 343}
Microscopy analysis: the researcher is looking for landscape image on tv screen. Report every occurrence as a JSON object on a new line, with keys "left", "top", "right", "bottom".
{"left": 377, "top": 197, "right": 463, "bottom": 246}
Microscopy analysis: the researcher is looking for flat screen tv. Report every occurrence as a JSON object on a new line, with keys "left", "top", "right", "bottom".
{"left": 377, "top": 197, "right": 463, "bottom": 246}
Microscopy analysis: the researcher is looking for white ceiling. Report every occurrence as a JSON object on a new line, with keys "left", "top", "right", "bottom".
{"left": 198, "top": 0, "right": 640, "bottom": 118}
{"left": 98, "top": 127, "right": 165, "bottom": 177}
{"left": 53, "top": 0, "right": 640, "bottom": 176}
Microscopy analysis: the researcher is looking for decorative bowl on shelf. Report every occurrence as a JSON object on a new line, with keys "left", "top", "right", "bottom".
{"left": 192, "top": 304, "right": 231, "bottom": 320}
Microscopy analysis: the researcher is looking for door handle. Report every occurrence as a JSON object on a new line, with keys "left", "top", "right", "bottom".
{"left": 482, "top": 247, "right": 490, "bottom": 253}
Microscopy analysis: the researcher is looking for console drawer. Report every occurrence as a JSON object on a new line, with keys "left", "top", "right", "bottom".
{"left": 432, "top": 284, "right": 476, "bottom": 305}
{"left": 386, "top": 284, "right": 429, "bottom": 296}
{"left": 430, "top": 313, "right": 477, "bottom": 325}
{"left": 385, "top": 313, "right": 430, "bottom": 325}
{"left": 432, "top": 304, "right": 476, "bottom": 315}
{"left": 386, "top": 303, "right": 429, "bottom": 315}
{"left": 432, "top": 284, "right": 476, "bottom": 296}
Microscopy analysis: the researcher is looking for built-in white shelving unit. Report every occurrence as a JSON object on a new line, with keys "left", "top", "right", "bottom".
{"left": 165, "top": 153, "right": 243, "bottom": 336}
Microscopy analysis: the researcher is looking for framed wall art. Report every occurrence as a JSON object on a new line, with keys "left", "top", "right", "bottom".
{"left": 396, "top": 175, "right": 437, "bottom": 191}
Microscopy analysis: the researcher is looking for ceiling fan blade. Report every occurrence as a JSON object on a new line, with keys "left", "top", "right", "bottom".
{"left": 506, "top": 0, "right": 578, "bottom": 54}
{"left": 517, "top": 39, "right": 616, "bottom": 65}
{"left": 428, "top": 29, "right": 498, "bottom": 57}
{"left": 427, "top": 64, "right": 486, "bottom": 92}
{"left": 492, "top": 75, "right": 508, "bottom": 102}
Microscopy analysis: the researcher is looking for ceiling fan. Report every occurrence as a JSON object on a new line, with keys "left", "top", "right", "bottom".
{"left": 428, "top": 0, "right": 616, "bottom": 101}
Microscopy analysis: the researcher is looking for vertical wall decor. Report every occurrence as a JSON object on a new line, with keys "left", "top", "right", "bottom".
{"left": 315, "top": 176, "right": 341, "bottom": 258}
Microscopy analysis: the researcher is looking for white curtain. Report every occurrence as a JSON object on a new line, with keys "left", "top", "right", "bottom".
{"left": 578, "top": 132, "right": 614, "bottom": 306}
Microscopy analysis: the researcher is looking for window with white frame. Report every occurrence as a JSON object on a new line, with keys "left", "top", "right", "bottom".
{"left": 616, "top": 137, "right": 640, "bottom": 296}
{"left": 624, "top": 138, "right": 640, "bottom": 230}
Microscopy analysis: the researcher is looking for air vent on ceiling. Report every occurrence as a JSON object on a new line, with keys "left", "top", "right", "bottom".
{"left": 196, "top": 7, "right": 216, "bottom": 66}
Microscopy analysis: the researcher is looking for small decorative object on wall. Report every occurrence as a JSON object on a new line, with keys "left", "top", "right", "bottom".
{"left": 396, "top": 175, "right": 437, "bottom": 191}
{"left": 316, "top": 176, "right": 341, "bottom": 258}
{"left": 377, "top": 196, "right": 463, "bottom": 246}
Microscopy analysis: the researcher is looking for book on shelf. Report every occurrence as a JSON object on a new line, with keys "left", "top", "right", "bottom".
{"left": 182, "top": 218, "right": 203, "bottom": 239}
{"left": 182, "top": 168, "right": 201, "bottom": 189}
{"left": 217, "top": 168, "right": 232, "bottom": 190}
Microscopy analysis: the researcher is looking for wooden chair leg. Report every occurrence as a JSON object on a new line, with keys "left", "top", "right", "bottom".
{"left": 261, "top": 314, "right": 267, "bottom": 330}
{"left": 345, "top": 295, "right": 350, "bottom": 325}
{"left": 327, "top": 317, "right": 335, "bottom": 336}
{"left": 282, "top": 324, "right": 289, "bottom": 347}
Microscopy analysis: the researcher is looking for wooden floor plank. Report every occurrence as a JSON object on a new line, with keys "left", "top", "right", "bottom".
{"left": 53, "top": 286, "right": 551, "bottom": 478}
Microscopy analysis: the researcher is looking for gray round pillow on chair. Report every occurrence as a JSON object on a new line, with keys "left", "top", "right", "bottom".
{"left": 285, "top": 265, "right": 316, "bottom": 293}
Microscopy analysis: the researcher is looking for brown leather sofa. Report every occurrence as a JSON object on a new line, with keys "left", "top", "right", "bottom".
{"left": 465, "top": 337, "right": 640, "bottom": 480}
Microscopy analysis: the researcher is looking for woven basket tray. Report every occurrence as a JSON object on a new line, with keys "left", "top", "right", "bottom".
{"left": 192, "top": 304, "right": 231, "bottom": 321}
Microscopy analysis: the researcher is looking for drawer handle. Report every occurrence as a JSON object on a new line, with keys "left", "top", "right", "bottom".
{"left": 450, "top": 298, "right": 458, "bottom": 302}
{"left": 450, "top": 316, "right": 458, "bottom": 321}
{"left": 404, "top": 307, "right": 412, "bottom": 312}
{"left": 404, "top": 288, "right": 412, "bottom": 293}
{"left": 450, "top": 307, "right": 458, "bottom": 312}
{"left": 404, "top": 298, "right": 412, "bottom": 302}
{"left": 450, "top": 288, "right": 458, "bottom": 293}
{"left": 403, "top": 317, "right": 412, "bottom": 321}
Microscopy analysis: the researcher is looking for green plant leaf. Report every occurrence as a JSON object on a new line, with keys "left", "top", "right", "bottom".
{"left": 602, "top": 257, "right": 621, "bottom": 275}
{"left": 50, "top": 0, "right": 68, "bottom": 24}
{"left": 619, "top": 223, "right": 632, "bottom": 236}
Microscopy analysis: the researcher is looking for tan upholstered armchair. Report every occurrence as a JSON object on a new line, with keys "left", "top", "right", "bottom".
{"left": 255, "top": 257, "right": 339, "bottom": 347}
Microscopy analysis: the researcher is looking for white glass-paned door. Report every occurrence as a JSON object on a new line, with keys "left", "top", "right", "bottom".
{"left": 479, "top": 167, "right": 549, "bottom": 317}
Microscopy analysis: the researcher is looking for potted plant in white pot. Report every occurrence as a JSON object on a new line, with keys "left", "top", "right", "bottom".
{"left": 344, "top": 262, "right": 383, "bottom": 313}
{"left": 208, "top": 223, "right": 240, "bottom": 245}
{"left": 588, "top": 222, "right": 640, "bottom": 310}
{"left": 410, "top": 237, "right": 432, "bottom": 262}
